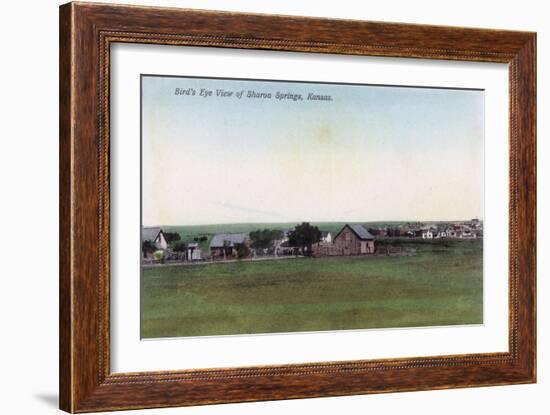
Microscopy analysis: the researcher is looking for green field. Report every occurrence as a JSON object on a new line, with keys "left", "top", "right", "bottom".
{"left": 141, "top": 238, "right": 483, "bottom": 338}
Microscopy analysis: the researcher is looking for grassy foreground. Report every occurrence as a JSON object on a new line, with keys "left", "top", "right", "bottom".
{"left": 141, "top": 239, "right": 483, "bottom": 338}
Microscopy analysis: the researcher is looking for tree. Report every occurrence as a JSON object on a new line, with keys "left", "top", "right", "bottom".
{"left": 236, "top": 244, "right": 250, "bottom": 259}
{"left": 250, "top": 229, "right": 284, "bottom": 249}
{"left": 288, "top": 222, "right": 321, "bottom": 256}
{"left": 142, "top": 240, "right": 155, "bottom": 256}
{"left": 173, "top": 242, "right": 187, "bottom": 252}
{"left": 163, "top": 232, "right": 181, "bottom": 243}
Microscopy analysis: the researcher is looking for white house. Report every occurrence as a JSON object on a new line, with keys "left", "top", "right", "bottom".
{"left": 320, "top": 231, "right": 332, "bottom": 244}
{"left": 421, "top": 229, "right": 434, "bottom": 239}
{"left": 142, "top": 227, "right": 168, "bottom": 250}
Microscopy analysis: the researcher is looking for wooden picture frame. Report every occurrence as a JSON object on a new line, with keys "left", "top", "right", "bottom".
{"left": 59, "top": 2, "right": 536, "bottom": 412}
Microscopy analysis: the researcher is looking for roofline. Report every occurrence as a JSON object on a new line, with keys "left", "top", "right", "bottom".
{"left": 142, "top": 227, "right": 164, "bottom": 241}
{"left": 209, "top": 232, "right": 249, "bottom": 249}
{"left": 334, "top": 224, "right": 375, "bottom": 241}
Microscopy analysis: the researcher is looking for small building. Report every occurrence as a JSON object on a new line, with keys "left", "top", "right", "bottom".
{"left": 459, "top": 230, "right": 477, "bottom": 239}
{"left": 445, "top": 228, "right": 457, "bottom": 238}
{"left": 142, "top": 227, "right": 168, "bottom": 250}
{"left": 320, "top": 231, "right": 332, "bottom": 244}
{"left": 469, "top": 218, "right": 482, "bottom": 229}
{"left": 332, "top": 224, "right": 375, "bottom": 255}
{"left": 434, "top": 227, "right": 449, "bottom": 238}
{"left": 186, "top": 242, "right": 202, "bottom": 261}
{"left": 422, "top": 229, "right": 434, "bottom": 239}
{"left": 209, "top": 233, "right": 250, "bottom": 260}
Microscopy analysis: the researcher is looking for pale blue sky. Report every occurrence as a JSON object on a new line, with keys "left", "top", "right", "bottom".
{"left": 142, "top": 75, "right": 484, "bottom": 226}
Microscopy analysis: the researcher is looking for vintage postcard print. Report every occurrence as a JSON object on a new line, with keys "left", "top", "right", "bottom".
{"left": 140, "top": 75, "right": 484, "bottom": 339}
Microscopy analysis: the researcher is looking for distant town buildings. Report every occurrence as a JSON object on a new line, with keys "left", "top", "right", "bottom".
{"left": 422, "top": 229, "right": 434, "bottom": 239}
{"left": 383, "top": 219, "right": 483, "bottom": 241}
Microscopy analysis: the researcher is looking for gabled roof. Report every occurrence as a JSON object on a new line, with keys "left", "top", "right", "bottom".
{"left": 321, "top": 231, "right": 331, "bottom": 237}
{"left": 335, "top": 224, "right": 374, "bottom": 241}
{"left": 210, "top": 233, "right": 248, "bottom": 248}
{"left": 142, "top": 227, "right": 162, "bottom": 242}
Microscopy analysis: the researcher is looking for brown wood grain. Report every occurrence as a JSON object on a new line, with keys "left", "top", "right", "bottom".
{"left": 59, "top": 3, "right": 73, "bottom": 411}
{"left": 59, "top": 2, "right": 536, "bottom": 412}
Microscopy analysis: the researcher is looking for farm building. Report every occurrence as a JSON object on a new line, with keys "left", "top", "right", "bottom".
{"left": 209, "top": 233, "right": 250, "bottom": 260}
{"left": 185, "top": 242, "right": 202, "bottom": 261}
{"left": 332, "top": 224, "right": 375, "bottom": 255}
{"left": 142, "top": 227, "right": 168, "bottom": 250}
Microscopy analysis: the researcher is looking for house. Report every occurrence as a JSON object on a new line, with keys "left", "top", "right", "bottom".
{"left": 459, "top": 229, "right": 477, "bottom": 239}
{"left": 445, "top": 228, "right": 457, "bottom": 238}
{"left": 410, "top": 229, "right": 423, "bottom": 238}
{"left": 468, "top": 218, "right": 482, "bottom": 229}
{"left": 142, "top": 227, "right": 168, "bottom": 250}
{"left": 186, "top": 242, "right": 202, "bottom": 261}
{"left": 332, "top": 224, "right": 375, "bottom": 255}
{"left": 434, "top": 227, "right": 449, "bottom": 238}
{"left": 320, "top": 231, "right": 332, "bottom": 244}
{"left": 209, "top": 233, "right": 250, "bottom": 259}
{"left": 421, "top": 229, "right": 434, "bottom": 239}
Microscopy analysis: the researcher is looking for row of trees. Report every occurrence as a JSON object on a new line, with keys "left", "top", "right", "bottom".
{"left": 250, "top": 222, "right": 322, "bottom": 256}
{"left": 163, "top": 232, "right": 181, "bottom": 243}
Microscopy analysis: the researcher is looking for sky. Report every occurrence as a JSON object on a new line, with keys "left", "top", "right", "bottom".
{"left": 141, "top": 75, "right": 484, "bottom": 226}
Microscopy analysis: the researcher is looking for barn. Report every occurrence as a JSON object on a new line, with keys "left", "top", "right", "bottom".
{"left": 332, "top": 224, "right": 375, "bottom": 255}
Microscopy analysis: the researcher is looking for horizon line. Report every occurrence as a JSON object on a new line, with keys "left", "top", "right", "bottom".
{"left": 143, "top": 218, "right": 483, "bottom": 228}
